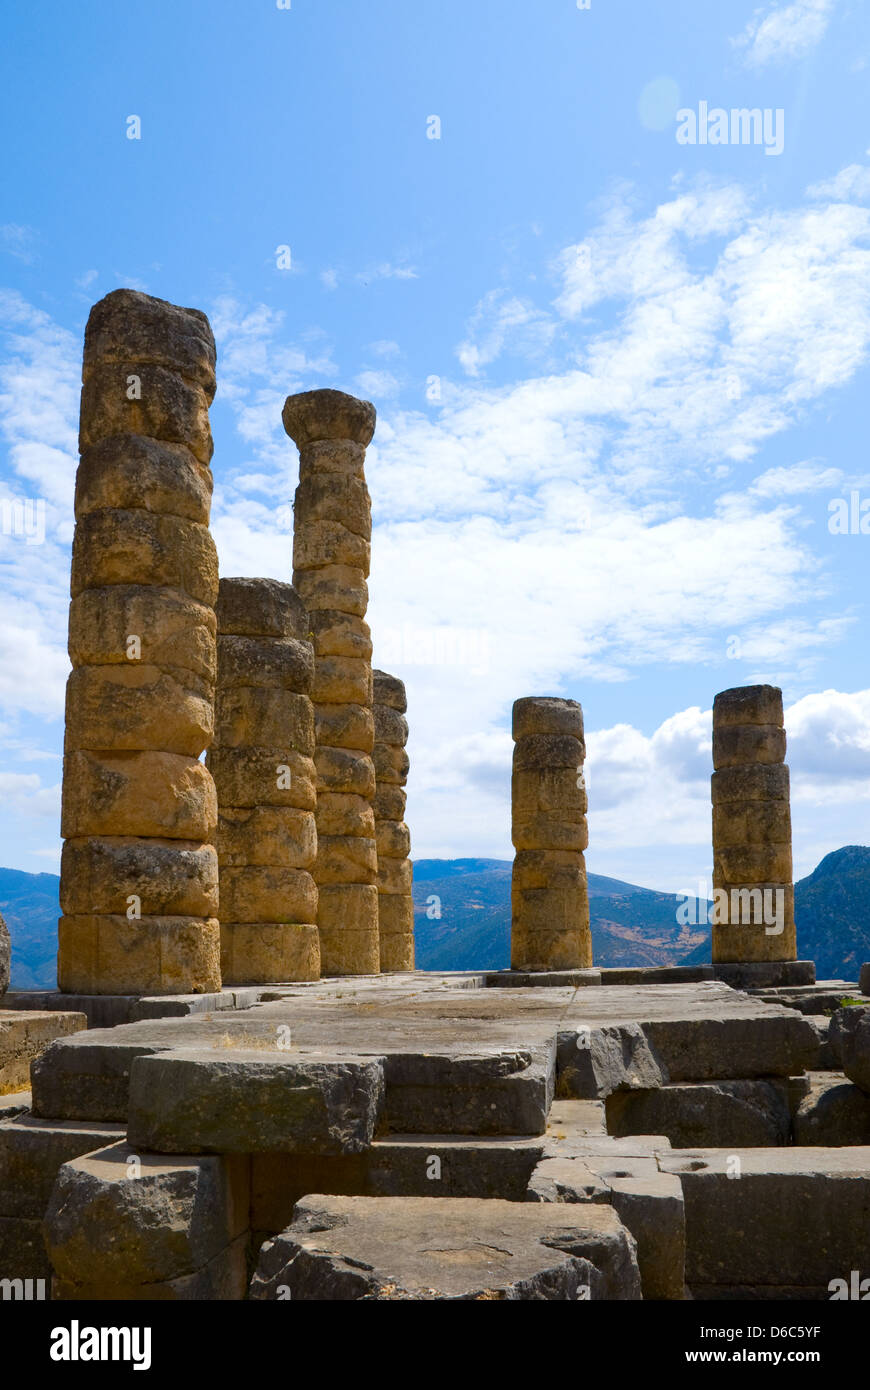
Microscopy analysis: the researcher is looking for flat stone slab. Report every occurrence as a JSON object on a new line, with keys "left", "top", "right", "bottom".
{"left": 29, "top": 979, "right": 820, "bottom": 1126}
{"left": 712, "top": 961, "right": 816, "bottom": 989}
{"left": 2, "top": 988, "right": 261, "bottom": 1028}
{"left": 249, "top": 1194, "right": 642, "bottom": 1300}
{"left": 0, "top": 1010, "right": 86, "bottom": 1095}
{"left": 485, "top": 970, "right": 601, "bottom": 989}
{"left": 600, "top": 967, "right": 715, "bottom": 985}
{"left": 127, "top": 1050, "right": 386, "bottom": 1154}
{"left": 659, "top": 1146, "right": 870, "bottom": 1293}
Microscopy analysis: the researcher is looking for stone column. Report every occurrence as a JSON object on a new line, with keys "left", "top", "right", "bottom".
{"left": 59, "top": 289, "right": 220, "bottom": 995}
{"left": 373, "top": 670, "right": 414, "bottom": 972}
{"left": 282, "top": 389, "right": 380, "bottom": 975}
{"left": 208, "top": 578, "right": 320, "bottom": 983}
{"left": 711, "top": 684, "right": 797, "bottom": 970}
{"left": 510, "top": 697, "right": 591, "bottom": 971}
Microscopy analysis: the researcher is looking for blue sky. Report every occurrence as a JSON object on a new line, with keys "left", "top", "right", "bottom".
{"left": 1, "top": 0, "right": 869, "bottom": 893}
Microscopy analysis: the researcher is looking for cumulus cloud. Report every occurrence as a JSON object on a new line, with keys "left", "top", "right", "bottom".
{"left": 808, "top": 164, "right": 870, "bottom": 204}
{"left": 733, "top": 0, "right": 835, "bottom": 70}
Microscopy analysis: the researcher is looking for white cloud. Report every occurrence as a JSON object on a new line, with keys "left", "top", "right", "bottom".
{"left": 456, "top": 290, "right": 557, "bottom": 376}
{"left": 355, "top": 370, "right": 400, "bottom": 400}
{"left": 733, "top": 0, "right": 835, "bottom": 70}
{"left": 808, "top": 164, "right": 870, "bottom": 203}
{"left": 749, "top": 461, "right": 845, "bottom": 496}
{"left": 0, "top": 225, "right": 38, "bottom": 265}
{"left": 356, "top": 263, "right": 418, "bottom": 284}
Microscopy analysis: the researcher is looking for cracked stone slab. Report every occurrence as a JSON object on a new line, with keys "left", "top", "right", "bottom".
{"left": 556, "top": 1022, "right": 666, "bottom": 1099}
{"left": 249, "top": 1194, "right": 642, "bottom": 1300}
{"left": 127, "top": 1049, "right": 385, "bottom": 1155}
{"left": 793, "top": 1072, "right": 870, "bottom": 1145}
{"left": 659, "top": 1146, "right": 870, "bottom": 1291}
{"left": 525, "top": 1146, "right": 685, "bottom": 1301}
{"left": 44, "top": 1140, "right": 250, "bottom": 1291}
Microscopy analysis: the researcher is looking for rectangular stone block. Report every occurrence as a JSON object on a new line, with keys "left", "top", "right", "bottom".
{"left": 217, "top": 635, "right": 313, "bottom": 694}
{"left": 60, "top": 836, "right": 219, "bottom": 918}
{"left": 712, "top": 799, "right": 791, "bottom": 848}
{"left": 512, "top": 767, "right": 586, "bottom": 816}
{"left": 713, "top": 843, "right": 792, "bottom": 885}
{"left": 314, "top": 703, "right": 374, "bottom": 752}
{"left": 377, "top": 893, "right": 414, "bottom": 937}
{"left": 659, "top": 1147, "right": 870, "bottom": 1291}
{"left": 315, "top": 791, "right": 375, "bottom": 838}
{"left": 373, "top": 705, "right": 408, "bottom": 746}
{"left": 80, "top": 362, "right": 213, "bottom": 463}
{"left": 710, "top": 883, "right": 796, "bottom": 963}
{"left": 61, "top": 748, "right": 217, "bottom": 840}
{"left": 712, "top": 723, "right": 786, "bottom": 769}
{"left": 713, "top": 684, "right": 783, "bottom": 728}
{"left": 309, "top": 611, "right": 372, "bottom": 661}
{"left": 83, "top": 289, "right": 216, "bottom": 391}
{"left": 315, "top": 835, "right": 378, "bottom": 885}
{"left": 221, "top": 923, "right": 320, "bottom": 985}
{"left": 64, "top": 662, "right": 212, "bottom": 756}
{"left": 513, "top": 734, "right": 585, "bottom": 773}
{"left": 294, "top": 473, "right": 372, "bottom": 538}
{"left": 44, "top": 1141, "right": 249, "bottom": 1288}
{"left": 377, "top": 858, "right": 413, "bottom": 895}
{"left": 75, "top": 435, "right": 213, "bottom": 525}
{"left": 511, "top": 922, "right": 593, "bottom": 971}
{"left": 127, "top": 1051, "right": 385, "bottom": 1155}
{"left": 295, "top": 564, "right": 367, "bottom": 618}
{"left": 0, "top": 1012, "right": 87, "bottom": 1096}
{"left": 311, "top": 654, "right": 373, "bottom": 705}
{"left": 214, "top": 686, "right": 314, "bottom": 752}
{"left": 711, "top": 763, "right": 789, "bottom": 804}
{"left": 314, "top": 746, "right": 376, "bottom": 798}
{"left": 0, "top": 1215, "right": 51, "bottom": 1282}
{"left": 372, "top": 784, "right": 406, "bottom": 821}
{"left": 68, "top": 583, "right": 216, "bottom": 683}
{"left": 293, "top": 519, "right": 370, "bottom": 574}
{"left": 379, "top": 934, "right": 415, "bottom": 973}
{"left": 375, "top": 820, "right": 410, "bottom": 859}
{"left": 58, "top": 915, "right": 221, "bottom": 996}
{"left": 383, "top": 1043, "right": 555, "bottom": 1136}
{"left": 318, "top": 926, "right": 381, "bottom": 977}
{"left": 71, "top": 509, "right": 218, "bottom": 606}
{"left": 219, "top": 866, "right": 317, "bottom": 924}
{"left": 206, "top": 747, "right": 316, "bottom": 810}
{"left": 216, "top": 576, "right": 309, "bottom": 641}
{"left": 372, "top": 743, "right": 410, "bottom": 786}
{"left": 216, "top": 806, "right": 316, "bottom": 870}
{"left": 512, "top": 812, "right": 588, "bottom": 853}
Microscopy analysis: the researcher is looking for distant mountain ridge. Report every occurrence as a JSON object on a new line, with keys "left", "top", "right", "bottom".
{"left": 3, "top": 847, "right": 870, "bottom": 989}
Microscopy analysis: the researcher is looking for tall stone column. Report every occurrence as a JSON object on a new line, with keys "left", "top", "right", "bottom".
{"left": 282, "top": 389, "right": 380, "bottom": 975}
{"left": 510, "top": 697, "right": 591, "bottom": 971}
{"left": 208, "top": 578, "right": 320, "bottom": 983}
{"left": 711, "top": 684, "right": 798, "bottom": 970}
{"left": 373, "top": 670, "right": 414, "bottom": 972}
{"left": 59, "top": 289, "right": 221, "bottom": 995}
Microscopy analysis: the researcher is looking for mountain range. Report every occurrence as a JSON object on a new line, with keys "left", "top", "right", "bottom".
{"left": 2, "top": 847, "right": 869, "bottom": 989}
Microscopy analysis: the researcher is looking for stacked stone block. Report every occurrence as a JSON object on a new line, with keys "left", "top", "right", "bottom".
{"left": 711, "top": 684, "right": 796, "bottom": 963}
{"left": 208, "top": 578, "right": 320, "bottom": 983}
{"left": 510, "top": 697, "right": 591, "bottom": 971}
{"left": 283, "top": 389, "right": 380, "bottom": 975}
{"left": 59, "top": 289, "right": 221, "bottom": 995}
{"left": 373, "top": 670, "right": 414, "bottom": 972}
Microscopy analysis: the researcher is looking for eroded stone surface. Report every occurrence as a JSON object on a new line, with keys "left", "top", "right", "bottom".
{"left": 249, "top": 1193, "right": 641, "bottom": 1300}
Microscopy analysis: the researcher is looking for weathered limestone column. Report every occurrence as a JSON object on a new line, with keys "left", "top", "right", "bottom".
{"left": 711, "top": 685, "right": 797, "bottom": 968}
{"left": 208, "top": 578, "right": 320, "bottom": 983}
{"left": 510, "top": 697, "right": 591, "bottom": 971}
{"left": 373, "top": 670, "right": 414, "bottom": 972}
{"left": 59, "top": 289, "right": 221, "bottom": 995}
{"left": 282, "top": 389, "right": 380, "bottom": 975}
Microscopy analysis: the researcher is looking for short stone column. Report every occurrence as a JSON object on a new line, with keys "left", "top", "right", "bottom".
{"left": 510, "top": 697, "right": 591, "bottom": 971}
{"left": 711, "top": 684, "right": 805, "bottom": 983}
{"left": 59, "top": 289, "right": 221, "bottom": 996}
{"left": 282, "top": 389, "right": 380, "bottom": 975}
{"left": 373, "top": 670, "right": 414, "bottom": 972}
{"left": 208, "top": 578, "right": 320, "bottom": 983}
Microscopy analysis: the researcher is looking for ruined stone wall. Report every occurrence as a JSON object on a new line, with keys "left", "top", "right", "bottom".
{"left": 283, "top": 390, "right": 380, "bottom": 975}
{"left": 59, "top": 289, "right": 221, "bottom": 995}
{"left": 711, "top": 684, "right": 796, "bottom": 963}
{"left": 208, "top": 578, "right": 320, "bottom": 983}
{"left": 510, "top": 696, "right": 591, "bottom": 971}
{"left": 373, "top": 670, "right": 414, "bottom": 972}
